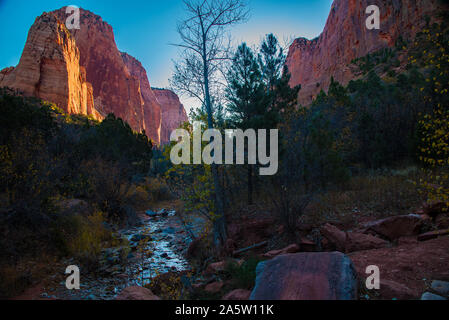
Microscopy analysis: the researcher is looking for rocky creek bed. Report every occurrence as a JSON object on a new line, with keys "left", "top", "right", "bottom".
{"left": 33, "top": 209, "right": 207, "bottom": 300}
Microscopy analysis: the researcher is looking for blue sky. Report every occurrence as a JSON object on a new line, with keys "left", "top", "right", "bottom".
{"left": 0, "top": 0, "right": 333, "bottom": 109}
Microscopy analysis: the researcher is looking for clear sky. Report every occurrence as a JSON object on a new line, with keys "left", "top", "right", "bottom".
{"left": 0, "top": 0, "right": 333, "bottom": 110}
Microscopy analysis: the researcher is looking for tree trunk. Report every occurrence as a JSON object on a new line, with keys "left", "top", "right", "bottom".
{"left": 202, "top": 35, "right": 227, "bottom": 249}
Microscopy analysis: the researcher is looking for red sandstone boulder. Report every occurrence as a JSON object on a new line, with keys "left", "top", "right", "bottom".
{"left": 250, "top": 252, "right": 358, "bottom": 300}
{"left": 363, "top": 214, "right": 423, "bottom": 241}
{"left": 345, "top": 232, "right": 390, "bottom": 252}
{"left": 204, "top": 281, "right": 224, "bottom": 294}
{"left": 321, "top": 224, "right": 389, "bottom": 253}
{"left": 222, "top": 289, "right": 251, "bottom": 300}
{"left": 115, "top": 286, "right": 160, "bottom": 300}
{"left": 320, "top": 224, "right": 347, "bottom": 252}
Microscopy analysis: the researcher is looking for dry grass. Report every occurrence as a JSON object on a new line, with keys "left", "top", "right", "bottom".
{"left": 304, "top": 167, "right": 426, "bottom": 228}
{"left": 127, "top": 178, "right": 173, "bottom": 211}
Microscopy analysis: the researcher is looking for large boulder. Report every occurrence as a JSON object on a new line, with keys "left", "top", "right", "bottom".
{"left": 345, "top": 232, "right": 390, "bottom": 252}
{"left": 320, "top": 224, "right": 347, "bottom": 252}
{"left": 115, "top": 286, "right": 160, "bottom": 300}
{"left": 250, "top": 252, "right": 358, "bottom": 300}
{"left": 363, "top": 214, "right": 423, "bottom": 241}
{"left": 320, "top": 224, "right": 389, "bottom": 253}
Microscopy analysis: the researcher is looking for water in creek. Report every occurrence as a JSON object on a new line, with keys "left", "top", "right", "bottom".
{"left": 123, "top": 210, "right": 206, "bottom": 285}
{"left": 43, "top": 209, "right": 207, "bottom": 300}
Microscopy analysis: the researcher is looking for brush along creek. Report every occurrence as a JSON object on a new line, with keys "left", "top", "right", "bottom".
{"left": 37, "top": 209, "right": 207, "bottom": 300}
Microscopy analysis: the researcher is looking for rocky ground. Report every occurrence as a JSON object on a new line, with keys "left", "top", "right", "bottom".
{"left": 11, "top": 201, "right": 449, "bottom": 301}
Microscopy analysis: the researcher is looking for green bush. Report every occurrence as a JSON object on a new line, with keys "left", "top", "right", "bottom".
{"left": 224, "top": 257, "right": 263, "bottom": 290}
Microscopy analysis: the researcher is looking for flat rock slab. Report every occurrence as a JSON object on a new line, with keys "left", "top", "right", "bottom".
{"left": 250, "top": 252, "right": 358, "bottom": 300}
{"left": 363, "top": 214, "right": 423, "bottom": 241}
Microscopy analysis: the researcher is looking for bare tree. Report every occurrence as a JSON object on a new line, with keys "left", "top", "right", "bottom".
{"left": 170, "top": 0, "right": 249, "bottom": 249}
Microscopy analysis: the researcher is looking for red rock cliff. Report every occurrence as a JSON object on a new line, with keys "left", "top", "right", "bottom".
{"left": 51, "top": 8, "right": 154, "bottom": 139}
{"left": 153, "top": 89, "right": 189, "bottom": 145}
{"left": 120, "top": 52, "right": 162, "bottom": 144}
{"left": 286, "top": 0, "right": 448, "bottom": 105}
{"left": 0, "top": 12, "right": 101, "bottom": 119}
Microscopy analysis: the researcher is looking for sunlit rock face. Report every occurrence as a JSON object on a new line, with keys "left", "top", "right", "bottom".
{"left": 51, "top": 8, "right": 154, "bottom": 138}
{"left": 286, "top": 0, "right": 448, "bottom": 106}
{"left": 121, "top": 52, "right": 162, "bottom": 144}
{"left": 0, "top": 12, "right": 101, "bottom": 120}
{"left": 153, "top": 89, "right": 189, "bottom": 145}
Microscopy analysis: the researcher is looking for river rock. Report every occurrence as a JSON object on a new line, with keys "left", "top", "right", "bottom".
{"left": 115, "top": 286, "right": 160, "bottom": 300}
{"left": 431, "top": 280, "right": 449, "bottom": 296}
{"left": 250, "top": 252, "right": 358, "bottom": 300}
{"left": 421, "top": 292, "right": 447, "bottom": 300}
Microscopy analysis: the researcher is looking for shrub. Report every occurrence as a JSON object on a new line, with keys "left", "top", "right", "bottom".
{"left": 144, "top": 177, "right": 172, "bottom": 203}
{"left": 55, "top": 211, "right": 112, "bottom": 269}
{"left": 223, "top": 257, "right": 263, "bottom": 290}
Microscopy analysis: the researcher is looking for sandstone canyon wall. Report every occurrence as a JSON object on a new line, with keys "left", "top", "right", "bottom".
{"left": 51, "top": 8, "right": 161, "bottom": 143}
{"left": 0, "top": 13, "right": 101, "bottom": 119}
{"left": 286, "top": 0, "right": 448, "bottom": 106}
{"left": 153, "top": 89, "right": 189, "bottom": 145}
{"left": 120, "top": 52, "right": 162, "bottom": 144}
{"left": 0, "top": 7, "right": 188, "bottom": 145}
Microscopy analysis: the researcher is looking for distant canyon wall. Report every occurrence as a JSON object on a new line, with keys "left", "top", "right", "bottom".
{"left": 153, "top": 89, "right": 189, "bottom": 145}
{"left": 286, "top": 0, "right": 448, "bottom": 105}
